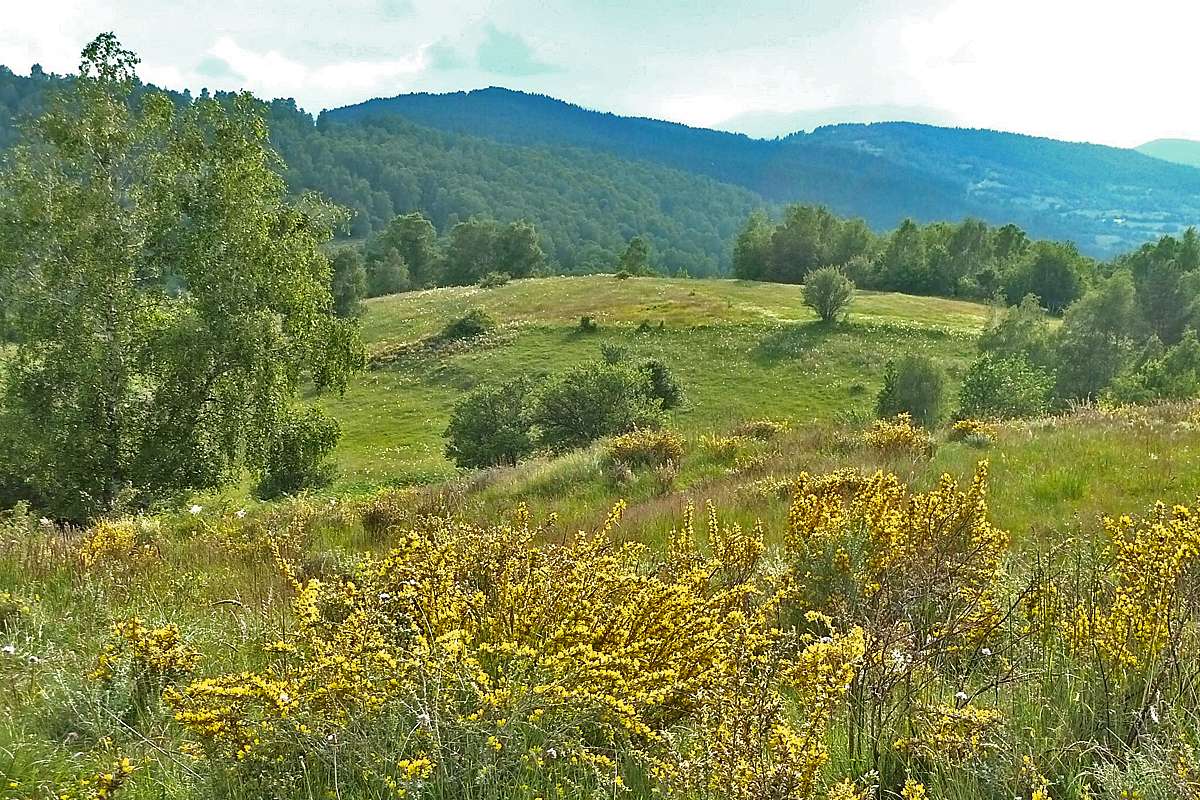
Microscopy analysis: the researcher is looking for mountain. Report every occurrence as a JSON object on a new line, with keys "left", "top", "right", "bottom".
{"left": 5, "top": 67, "right": 1200, "bottom": 269}
{"left": 0, "top": 68, "right": 762, "bottom": 276}
{"left": 327, "top": 87, "right": 1200, "bottom": 257}
{"left": 1137, "top": 138, "right": 1200, "bottom": 169}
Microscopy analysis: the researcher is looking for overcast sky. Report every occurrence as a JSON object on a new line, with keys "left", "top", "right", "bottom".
{"left": 3, "top": 0, "right": 1196, "bottom": 147}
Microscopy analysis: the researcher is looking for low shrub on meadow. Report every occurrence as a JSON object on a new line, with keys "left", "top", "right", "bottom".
{"left": 606, "top": 428, "right": 685, "bottom": 468}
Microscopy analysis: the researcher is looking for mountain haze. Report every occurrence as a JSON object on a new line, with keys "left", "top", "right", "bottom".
{"left": 1137, "top": 138, "right": 1200, "bottom": 169}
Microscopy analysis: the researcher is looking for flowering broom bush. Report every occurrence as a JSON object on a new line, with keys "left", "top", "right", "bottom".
{"left": 165, "top": 501, "right": 866, "bottom": 798}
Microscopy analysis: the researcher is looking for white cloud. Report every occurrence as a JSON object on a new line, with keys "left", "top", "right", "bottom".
{"left": 0, "top": 0, "right": 91, "bottom": 75}
{"left": 204, "top": 36, "right": 427, "bottom": 100}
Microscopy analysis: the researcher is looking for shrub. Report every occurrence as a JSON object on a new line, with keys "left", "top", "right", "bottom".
{"left": 599, "top": 342, "right": 628, "bottom": 364}
{"left": 444, "top": 378, "right": 537, "bottom": 469}
{"left": 578, "top": 315, "right": 599, "bottom": 333}
{"left": 614, "top": 270, "right": 633, "bottom": 280}
{"left": 861, "top": 413, "right": 934, "bottom": 455}
{"left": 732, "top": 418, "right": 790, "bottom": 441}
{"left": 948, "top": 418, "right": 998, "bottom": 446}
{"left": 699, "top": 434, "right": 744, "bottom": 461}
{"left": 437, "top": 308, "right": 497, "bottom": 341}
{"left": 532, "top": 362, "right": 663, "bottom": 451}
{"left": 256, "top": 408, "right": 340, "bottom": 499}
{"left": 606, "top": 428, "right": 685, "bottom": 468}
{"left": 876, "top": 355, "right": 947, "bottom": 427}
{"left": 477, "top": 271, "right": 511, "bottom": 289}
{"left": 164, "top": 502, "right": 864, "bottom": 799}
{"left": 957, "top": 354, "right": 1053, "bottom": 420}
{"left": 803, "top": 266, "right": 855, "bottom": 323}
{"left": 639, "top": 358, "right": 684, "bottom": 409}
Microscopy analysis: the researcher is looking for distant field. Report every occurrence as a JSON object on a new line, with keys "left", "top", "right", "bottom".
{"left": 323, "top": 276, "right": 990, "bottom": 489}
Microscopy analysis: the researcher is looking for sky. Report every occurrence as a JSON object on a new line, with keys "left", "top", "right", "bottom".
{"left": 2, "top": 0, "right": 1197, "bottom": 147}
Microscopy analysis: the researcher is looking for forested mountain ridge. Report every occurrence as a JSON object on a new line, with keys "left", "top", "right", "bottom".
{"left": 0, "top": 67, "right": 762, "bottom": 275}
{"left": 327, "top": 87, "right": 1200, "bottom": 257}
{"left": 5, "top": 66, "right": 1200, "bottom": 271}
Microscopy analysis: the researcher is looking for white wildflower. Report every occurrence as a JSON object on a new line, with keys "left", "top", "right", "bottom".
{"left": 189, "top": 504, "right": 203, "bottom": 515}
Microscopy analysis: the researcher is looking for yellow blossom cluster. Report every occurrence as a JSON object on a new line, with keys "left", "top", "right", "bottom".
{"left": 54, "top": 757, "right": 135, "bottom": 800}
{"left": 861, "top": 414, "right": 933, "bottom": 455}
{"left": 948, "top": 418, "right": 998, "bottom": 443}
{"left": 165, "top": 499, "right": 866, "bottom": 797}
{"left": 786, "top": 462, "right": 1009, "bottom": 647}
{"left": 79, "top": 518, "right": 159, "bottom": 571}
{"left": 731, "top": 418, "right": 791, "bottom": 441}
{"left": 1068, "top": 502, "right": 1200, "bottom": 667}
{"left": 894, "top": 703, "right": 1003, "bottom": 761}
{"left": 90, "top": 617, "right": 199, "bottom": 686}
{"left": 606, "top": 428, "right": 686, "bottom": 467}
{"left": 699, "top": 433, "right": 746, "bottom": 461}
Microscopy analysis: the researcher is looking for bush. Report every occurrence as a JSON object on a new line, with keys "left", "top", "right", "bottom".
{"left": 477, "top": 271, "right": 511, "bottom": 289}
{"left": 438, "top": 308, "right": 497, "bottom": 341}
{"left": 732, "top": 418, "right": 790, "bottom": 441}
{"left": 948, "top": 418, "right": 998, "bottom": 445}
{"left": 958, "top": 354, "right": 1053, "bottom": 420}
{"left": 255, "top": 408, "right": 340, "bottom": 499}
{"left": 532, "top": 362, "right": 664, "bottom": 451}
{"left": 803, "top": 266, "right": 855, "bottom": 323}
{"left": 578, "top": 315, "right": 598, "bottom": 333}
{"left": 861, "top": 413, "right": 934, "bottom": 455}
{"left": 639, "top": 358, "right": 684, "bottom": 409}
{"left": 606, "top": 428, "right": 685, "bottom": 468}
{"left": 599, "top": 342, "right": 628, "bottom": 364}
{"left": 876, "top": 355, "right": 947, "bottom": 427}
{"left": 444, "top": 378, "right": 537, "bottom": 469}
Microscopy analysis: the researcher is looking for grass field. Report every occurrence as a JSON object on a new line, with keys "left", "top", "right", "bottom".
{"left": 326, "top": 276, "right": 989, "bottom": 488}
{"left": 7, "top": 276, "right": 1200, "bottom": 800}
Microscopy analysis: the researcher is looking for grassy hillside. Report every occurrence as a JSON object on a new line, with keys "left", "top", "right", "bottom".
{"left": 324, "top": 276, "right": 988, "bottom": 488}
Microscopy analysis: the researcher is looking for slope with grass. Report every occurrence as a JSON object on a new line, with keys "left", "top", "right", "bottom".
{"left": 324, "top": 275, "right": 990, "bottom": 488}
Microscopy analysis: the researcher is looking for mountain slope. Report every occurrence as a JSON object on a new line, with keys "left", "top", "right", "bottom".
{"left": 1137, "top": 138, "right": 1200, "bottom": 169}
{"left": 0, "top": 69, "right": 763, "bottom": 275}
{"left": 328, "top": 87, "right": 1200, "bottom": 256}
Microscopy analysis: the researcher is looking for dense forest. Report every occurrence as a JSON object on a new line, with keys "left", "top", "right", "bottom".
{"left": 329, "top": 87, "right": 1200, "bottom": 256}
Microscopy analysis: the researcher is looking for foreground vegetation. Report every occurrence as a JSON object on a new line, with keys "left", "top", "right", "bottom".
{"left": 4, "top": 402, "right": 1200, "bottom": 799}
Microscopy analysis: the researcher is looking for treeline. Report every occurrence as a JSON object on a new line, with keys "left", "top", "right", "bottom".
{"left": 946, "top": 228, "right": 1200, "bottom": 420}
{"left": 733, "top": 206, "right": 1095, "bottom": 311}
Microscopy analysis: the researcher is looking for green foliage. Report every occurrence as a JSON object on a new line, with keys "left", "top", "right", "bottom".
{"left": 0, "top": 35, "right": 362, "bottom": 521}
{"left": 979, "top": 294, "right": 1056, "bottom": 368}
{"left": 876, "top": 354, "right": 947, "bottom": 427}
{"left": 365, "top": 212, "right": 440, "bottom": 289}
{"left": 443, "top": 218, "right": 546, "bottom": 286}
{"left": 802, "top": 267, "right": 855, "bottom": 323}
{"left": 732, "top": 210, "right": 774, "bottom": 281}
{"left": 957, "top": 354, "right": 1053, "bottom": 419}
{"left": 330, "top": 248, "right": 368, "bottom": 318}
{"left": 256, "top": 407, "right": 341, "bottom": 499}
{"left": 1054, "top": 271, "right": 1141, "bottom": 400}
{"left": 444, "top": 378, "right": 537, "bottom": 468}
{"left": 1108, "top": 329, "right": 1200, "bottom": 404}
{"left": 478, "top": 271, "right": 511, "bottom": 289}
{"left": 639, "top": 358, "right": 684, "bottom": 409}
{"left": 437, "top": 309, "right": 497, "bottom": 341}
{"left": 1003, "top": 240, "right": 1086, "bottom": 313}
{"left": 618, "top": 235, "right": 655, "bottom": 276}
{"left": 532, "top": 361, "right": 664, "bottom": 452}
{"left": 364, "top": 247, "right": 410, "bottom": 297}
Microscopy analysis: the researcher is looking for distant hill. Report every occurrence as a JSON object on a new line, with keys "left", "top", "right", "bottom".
{"left": 328, "top": 87, "right": 1200, "bottom": 257}
{"left": 1137, "top": 138, "right": 1200, "bottom": 169}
